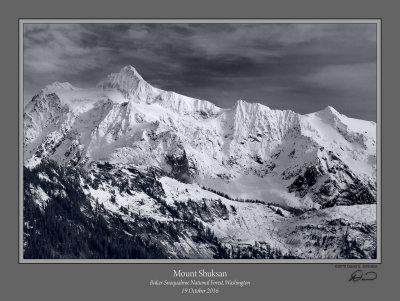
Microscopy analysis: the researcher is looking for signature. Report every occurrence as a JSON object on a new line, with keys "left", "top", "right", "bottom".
{"left": 349, "top": 270, "right": 377, "bottom": 282}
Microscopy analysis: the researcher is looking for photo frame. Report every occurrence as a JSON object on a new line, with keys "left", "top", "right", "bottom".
{"left": 20, "top": 19, "right": 381, "bottom": 264}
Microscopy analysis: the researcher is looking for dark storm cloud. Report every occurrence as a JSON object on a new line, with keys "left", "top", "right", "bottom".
{"left": 23, "top": 23, "right": 377, "bottom": 121}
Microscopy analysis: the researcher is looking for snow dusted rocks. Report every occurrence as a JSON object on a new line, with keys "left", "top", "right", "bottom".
{"left": 23, "top": 66, "right": 377, "bottom": 259}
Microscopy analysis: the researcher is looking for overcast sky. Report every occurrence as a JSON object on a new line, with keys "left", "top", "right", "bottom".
{"left": 24, "top": 23, "right": 377, "bottom": 121}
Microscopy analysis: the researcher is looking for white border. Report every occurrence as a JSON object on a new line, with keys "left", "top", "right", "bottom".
{"left": 19, "top": 19, "right": 382, "bottom": 263}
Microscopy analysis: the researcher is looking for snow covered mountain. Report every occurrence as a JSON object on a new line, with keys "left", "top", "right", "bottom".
{"left": 23, "top": 66, "right": 377, "bottom": 259}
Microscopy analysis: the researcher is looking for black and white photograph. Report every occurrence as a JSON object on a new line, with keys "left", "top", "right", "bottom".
{"left": 21, "top": 21, "right": 380, "bottom": 260}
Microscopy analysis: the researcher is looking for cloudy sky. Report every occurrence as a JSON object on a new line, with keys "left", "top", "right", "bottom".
{"left": 24, "top": 23, "right": 377, "bottom": 121}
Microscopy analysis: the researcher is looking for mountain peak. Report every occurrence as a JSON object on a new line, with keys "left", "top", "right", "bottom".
{"left": 96, "top": 65, "right": 147, "bottom": 96}
{"left": 315, "top": 105, "right": 341, "bottom": 118}
{"left": 235, "top": 99, "right": 257, "bottom": 108}
{"left": 324, "top": 105, "right": 339, "bottom": 114}
{"left": 236, "top": 99, "right": 247, "bottom": 105}
{"left": 119, "top": 65, "right": 144, "bottom": 80}
{"left": 234, "top": 99, "right": 271, "bottom": 113}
